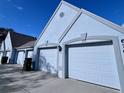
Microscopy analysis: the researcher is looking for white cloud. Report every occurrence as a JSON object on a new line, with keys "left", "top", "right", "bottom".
{"left": 16, "top": 6, "right": 23, "bottom": 10}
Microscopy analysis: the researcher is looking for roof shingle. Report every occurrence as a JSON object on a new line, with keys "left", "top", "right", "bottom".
{"left": 9, "top": 31, "right": 36, "bottom": 48}
{"left": 16, "top": 40, "right": 36, "bottom": 49}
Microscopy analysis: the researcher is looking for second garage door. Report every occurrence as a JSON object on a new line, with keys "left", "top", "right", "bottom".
{"left": 17, "top": 51, "right": 25, "bottom": 65}
{"left": 67, "top": 41, "right": 120, "bottom": 89}
{"left": 27, "top": 50, "right": 33, "bottom": 58}
{"left": 38, "top": 47, "right": 58, "bottom": 74}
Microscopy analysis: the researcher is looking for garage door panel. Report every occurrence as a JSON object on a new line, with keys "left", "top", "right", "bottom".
{"left": 27, "top": 51, "right": 33, "bottom": 58}
{"left": 17, "top": 51, "right": 25, "bottom": 65}
{"left": 39, "top": 48, "right": 58, "bottom": 74}
{"left": 68, "top": 44, "right": 120, "bottom": 89}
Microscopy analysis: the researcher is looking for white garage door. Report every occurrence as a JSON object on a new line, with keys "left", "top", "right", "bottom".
{"left": 39, "top": 47, "right": 58, "bottom": 74}
{"left": 27, "top": 51, "right": 33, "bottom": 58}
{"left": 17, "top": 51, "right": 25, "bottom": 65}
{"left": 68, "top": 41, "right": 120, "bottom": 89}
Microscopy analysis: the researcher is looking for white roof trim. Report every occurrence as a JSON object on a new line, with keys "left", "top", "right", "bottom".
{"left": 34, "top": 0, "right": 80, "bottom": 46}
{"left": 38, "top": 43, "right": 59, "bottom": 48}
{"left": 81, "top": 8, "right": 124, "bottom": 34}
{"left": 17, "top": 48, "right": 33, "bottom": 51}
{"left": 16, "top": 47, "right": 34, "bottom": 50}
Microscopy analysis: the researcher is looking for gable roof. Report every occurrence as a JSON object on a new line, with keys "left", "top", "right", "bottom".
{"left": 16, "top": 40, "right": 36, "bottom": 49}
{"left": 35, "top": 1, "right": 124, "bottom": 45}
{"left": 9, "top": 31, "right": 36, "bottom": 48}
{"left": 34, "top": 0, "right": 80, "bottom": 46}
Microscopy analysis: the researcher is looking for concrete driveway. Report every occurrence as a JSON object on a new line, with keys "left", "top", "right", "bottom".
{"left": 0, "top": 64, "right": 120, "bottom": 93}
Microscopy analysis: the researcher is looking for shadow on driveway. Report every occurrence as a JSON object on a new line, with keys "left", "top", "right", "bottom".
{"left": 0, "top": 64, "right": 56, "bottom": 93}
{"left": 0, "top": 64, "right": 120, "bottom": 93}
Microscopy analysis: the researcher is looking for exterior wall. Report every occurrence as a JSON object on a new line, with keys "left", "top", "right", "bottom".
{"left": 0, "top": 32, "right": 12, "bottom": 51}
{"left": 16, "top": 50, "right": 25, "bottom": 65}
{"left": 118, "top": 37, "right": 124, "bottom": 66}
{"left": 0, "top": 32, "right": 13, "bottom": 62}
{"left": 35, "top": 2, "right": 79, "bottom": 46}
{"left": 61, "top": 13, "right": 124, "bottom": 42}
{"left": 33, "top": 2, "right": 80, "bottom": 68}
{"left": 4, "top": 32, "right": 12, "bottom": 52}
{"left": 0, "top": 43, "right": 4, "bottom": 62}
{"left": 58, "top": 12, "right": 124, "bottom": 78}
{"left": 0, "top": 43, "right": 4, "bottom": 52}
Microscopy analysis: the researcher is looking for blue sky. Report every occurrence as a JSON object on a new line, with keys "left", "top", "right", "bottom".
{"left": 0, "top": 0, "right": 124, "bottom": 37}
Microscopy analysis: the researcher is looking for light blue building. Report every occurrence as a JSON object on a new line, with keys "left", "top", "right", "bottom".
{"left": 33, "top": 1, "right": 124, "bottom": 93}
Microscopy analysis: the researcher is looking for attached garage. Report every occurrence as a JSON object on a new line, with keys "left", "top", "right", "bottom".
{"left": 15, "top": 40, "right": 36, "bottom": 65}
{"left": 64, "top": 39, "right": 121, "bottom": 90}
{"left": 38, "top": 46, "right": 58, "bottom": 75}
{"left": 33, "top": 1, "right": 124, "bottom": 92}
{"left": 16, "top": 49, "right": 33, "bottom": 65}
{"left": 17, "top": 51, "right": 25, "bottom": 65}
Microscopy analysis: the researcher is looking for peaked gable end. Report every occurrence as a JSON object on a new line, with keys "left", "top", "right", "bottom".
{"left": 35, "top": 1, "right": 81, "bottom": 47}
{"left": 61, "top": 11, "right": 124, "bottom": 43}
{"left": 1, "top": 32, "right": 12, "bottom": 51}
